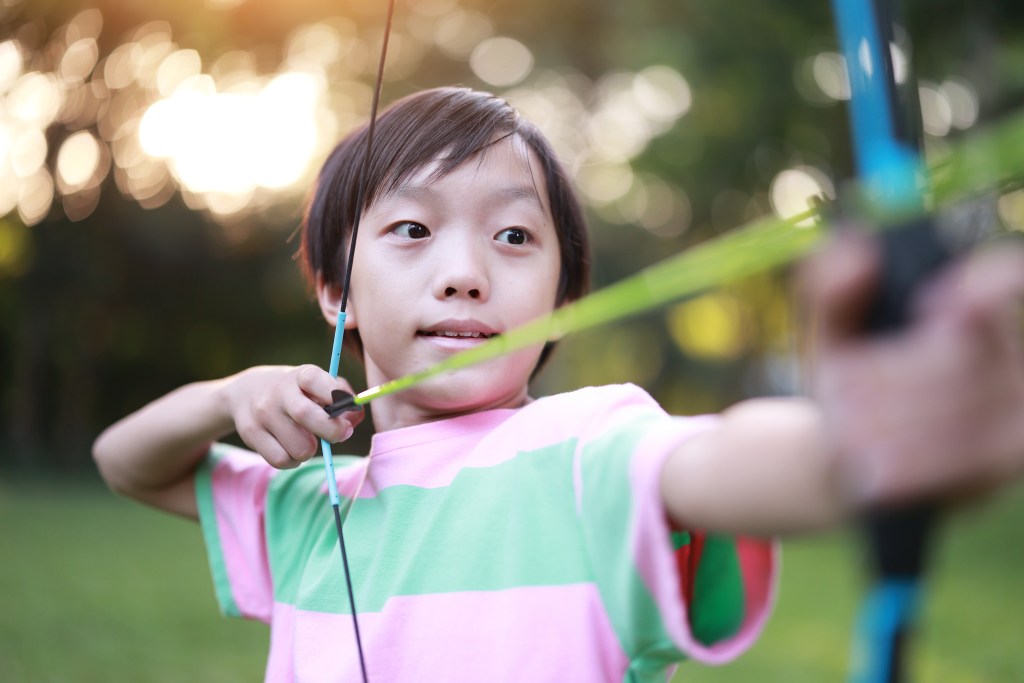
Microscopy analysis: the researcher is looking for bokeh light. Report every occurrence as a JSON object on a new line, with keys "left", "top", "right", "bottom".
{"left": 941, "top": 78, "right": 979, "bottom": 131}
{"left": 504, "top": 63, "right": 693, "bottom": 232}
{"left": 434, "top": 8, "right": 494, "bottom": 59}
{"left": 798, "top": 46, "right": 979, "bottom": 144}
{"left": 59, "top": 38, "right": 99, "bottom": 85}
{"left": 614, "top": 173, "right": 692, "bottom": 238}
{"left": 769, "top": 166, "right": 834, "bottom": 223}
{"left": 56, "top": 130, "right": 103, "bottom": 191}
{"left": 8, "top": 71, "right": 62, "bottom": 126}
{"left": 633, "top": 65, "right": 692, "bottom": 121}
{"left": 1, "top": 10, "right": 701, "bottom": 228}
{"left": 811, "top": 52, "right": 850, "bottom": 101}
{"left": 11, "top": 127, "right": 46, "bottom": 177}
{"left": 0, "top": 39, "right": 25, "bottom": 91}
{"left": 667, "top": 293, "right": 748, "bottom": 361}
{"left": 65, "top": 7, "right": 103, "bottom": 43}
{"left": 889, "top": 42, "right": 908, "bottom": 84}
{"left": 18, "top": 167, "right": 54, "bottom": 225}
{"left": 470, "top": 37, "right": 533, "bottom": 87}
{"left": 919, "top": 81, "right": 953, "bottom": 137}
{"left": 156, "top": 49, "right": 201, "bottom": 97}
{"left": 0, "top": 5, "right": 895, "bottom": 238}
{"left": 997, "top": 188, "right": 1024, "bottom": 232}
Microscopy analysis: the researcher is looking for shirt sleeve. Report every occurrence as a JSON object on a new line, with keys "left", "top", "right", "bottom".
{"left": 195, "top": 443, "right": 278, "bottom": 623}
{"left": 573, "top": 387, "right": 778, "bottom": 673}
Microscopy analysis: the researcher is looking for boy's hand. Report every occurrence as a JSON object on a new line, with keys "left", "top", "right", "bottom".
{"left": 225, "top": 365, "right": 363, "bottom": 469}
{"left": 802, "top": 233, "right": 1024, "bottom": 507}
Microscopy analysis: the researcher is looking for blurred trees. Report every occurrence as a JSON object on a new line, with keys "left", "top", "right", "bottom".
{"left": 1, "top": 0, "right": 1021, "bottom": 470}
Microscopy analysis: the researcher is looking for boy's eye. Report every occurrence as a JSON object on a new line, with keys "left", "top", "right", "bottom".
{"left": 495, "top": 227, "right": 529, "bottom": 245}
{"left": 392, "top": 221, "right": 430, "bottom": 239}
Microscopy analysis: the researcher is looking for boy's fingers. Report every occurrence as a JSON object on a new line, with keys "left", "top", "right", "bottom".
{"left": 913, "top": 245, "right": 1024, "bottom": 317}
{"left": 262, "top": 409, "right": 319, "bottom": 464}
{"left": 850, "top": 421, "right": 1007, "bottom": 507}
{"left": 317, "top": 413, "right": 358, "bottom": 444}
{"left": 295, "top": 364, "right": 356, "bottom": 405}
{"left": 799, "top": 231, "right": 880, "bottom": 349}
{"left": 283, "top": 387, "right": 359, "bottom": 444}
{"left": 913, "top": 245, "right": 1024, "bottom": 368}
{"left": 241, "top": 425, "right": 303, "bottom": 470}
{"left": 293, "top": 364, "right": 363, "bottom": 437}
{"left": 948, "top": 244, "right": 1024, "bottom": 321}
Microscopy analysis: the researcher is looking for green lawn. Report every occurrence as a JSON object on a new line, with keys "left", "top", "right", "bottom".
{"left": 2, "top": 477, "right": 1021, "bottom": 682}
{"left": 0, "top": 477, "right": 266, "bottom": 683}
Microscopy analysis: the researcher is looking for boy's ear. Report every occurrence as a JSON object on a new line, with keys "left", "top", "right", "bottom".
{"left": 315, "top": 276, "right": 358, "bottom": 329}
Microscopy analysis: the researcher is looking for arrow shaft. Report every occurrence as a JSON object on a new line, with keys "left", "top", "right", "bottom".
{"left": 334, "top": 102, "right": 1024, "bottom": 414}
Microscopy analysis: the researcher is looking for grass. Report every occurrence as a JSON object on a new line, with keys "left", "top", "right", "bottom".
{"left": 0, "top": 476, "right": 266, "bottom": 683}
{"left": 683, "top": 487, "right": 1024, "bottom": 683}
{"left": 2, "top": 476, "right": 1022, "bottom": 682}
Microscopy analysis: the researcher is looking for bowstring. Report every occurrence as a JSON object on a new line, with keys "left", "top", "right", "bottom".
{"left": 323, "top": 1, "right": 395, "bottom": 681}
{"left": 343, "top": 0, "right": 395, "bottom": 313}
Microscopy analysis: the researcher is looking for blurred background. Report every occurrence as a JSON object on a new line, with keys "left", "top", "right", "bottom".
{"left": 1, "top": 0, "right": 1023, "bottom": 681}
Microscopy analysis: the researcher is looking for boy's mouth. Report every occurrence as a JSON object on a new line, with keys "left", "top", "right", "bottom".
{"left": 418, "top": 330, "right": 496, "bottom": 339}
{"left": 417, "top": 321, "right": 499, "bottom": 340}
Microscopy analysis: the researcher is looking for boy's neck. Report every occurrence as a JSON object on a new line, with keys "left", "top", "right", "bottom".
{"left": 370, "top": 389, "right": 534, "bottom": 432}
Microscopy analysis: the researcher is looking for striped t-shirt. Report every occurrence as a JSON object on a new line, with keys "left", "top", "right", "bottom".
{"left": 196, "top": 383, "right": 777, "bottom": 682}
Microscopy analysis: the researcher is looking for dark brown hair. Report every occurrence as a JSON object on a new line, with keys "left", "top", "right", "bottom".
{"left": 300, "top": 86, "right": 590, "bottom": 368}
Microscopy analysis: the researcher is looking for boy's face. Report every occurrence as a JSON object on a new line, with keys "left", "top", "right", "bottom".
{"left": 330, "top": 136, "right": 562, "bottom": 428}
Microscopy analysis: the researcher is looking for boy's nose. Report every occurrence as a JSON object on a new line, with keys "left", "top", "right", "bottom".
{"left": 445, "top": 285, "right": 480, "bottom": 299}
{"left": 438, "top": 267, "right": 488, "bottom": 300}
{"left": 434, "top": 241, "right": 490, "bottom": 302}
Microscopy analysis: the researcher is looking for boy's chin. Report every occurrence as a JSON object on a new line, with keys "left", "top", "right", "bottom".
{"left": 412, "top": 372, "right": 529, "bottom": 415}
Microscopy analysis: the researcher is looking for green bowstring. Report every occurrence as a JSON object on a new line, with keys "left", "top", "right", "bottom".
{"left": 352, "top": 107, "right": 1024, "bottom": 407}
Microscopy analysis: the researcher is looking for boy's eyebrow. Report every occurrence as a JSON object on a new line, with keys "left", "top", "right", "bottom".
{"left": 387, "top": 183, "right": 546, "bottom": 210}
{"left": 487, "top": 185, "right": 545, "bottom": 209}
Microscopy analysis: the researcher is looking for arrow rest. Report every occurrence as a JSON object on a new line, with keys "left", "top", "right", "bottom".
{"left": 325, "top": 390, "right": 363, "bottom": 417}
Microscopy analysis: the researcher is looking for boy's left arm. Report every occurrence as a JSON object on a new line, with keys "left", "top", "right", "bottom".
{"left": 660, "top": 396, "right": 840, "bottom": 536}
{"left": 660, "top": 235, "right": 1024, "bottom": 537}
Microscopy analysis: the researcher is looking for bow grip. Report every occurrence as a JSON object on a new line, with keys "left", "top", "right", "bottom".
{"left": 862, "top": 216, "right": 951, "bottom": 333}
{"left": 861, "top": 216, "right": 950, "bottom": 577}
{"left": 851, "top": 215, "right": 952, "bottom": 683}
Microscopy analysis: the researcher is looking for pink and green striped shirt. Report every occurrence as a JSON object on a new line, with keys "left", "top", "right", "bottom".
{"left": 196, "top": 384, "right": 777, "bottom": 682}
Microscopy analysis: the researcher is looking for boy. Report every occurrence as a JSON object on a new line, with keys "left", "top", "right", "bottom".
{"left": 94, "top": 87, "right": 1024, "bottom": 681}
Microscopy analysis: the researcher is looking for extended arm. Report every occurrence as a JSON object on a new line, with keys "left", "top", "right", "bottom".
{"left": 660, "top": 397, "right": 840, "bottom": 535}
{"left": 93, "top": 365, "right": 361, "bottom": 520}
{"left": 661, "top": 235, "right": 1024, "bottom": 537}
{"left": 93, "top": 378, "right": 233, "bottom": 519}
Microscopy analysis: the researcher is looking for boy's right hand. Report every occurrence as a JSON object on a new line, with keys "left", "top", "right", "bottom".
{"left": 225, "top": 365, "right": 364, "bottom": 469}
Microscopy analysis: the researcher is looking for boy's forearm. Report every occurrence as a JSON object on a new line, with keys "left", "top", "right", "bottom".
{"left": 92, "top": 378, "right": 235, "bottom": 517}
{"left": 660, "top": 397, "right": 846, "bottom": 536}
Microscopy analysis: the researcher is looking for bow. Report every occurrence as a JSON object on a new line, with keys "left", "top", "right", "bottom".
{"left": 316, "top": 2, "right": 1024, "bottom": 679}
{"left": 829, "top": 2, "right": 956, "bottom": 681}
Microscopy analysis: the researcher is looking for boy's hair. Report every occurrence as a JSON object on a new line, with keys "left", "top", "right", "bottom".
{"left": 300, "top": 86, "right": 590, "bottom": 369}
